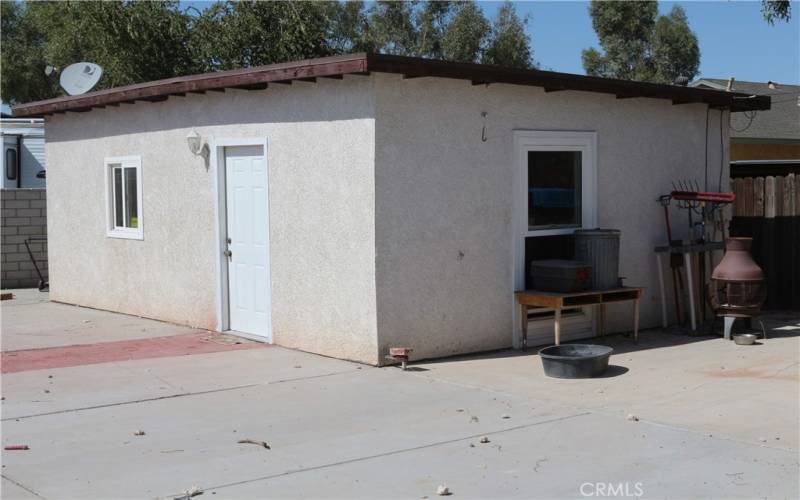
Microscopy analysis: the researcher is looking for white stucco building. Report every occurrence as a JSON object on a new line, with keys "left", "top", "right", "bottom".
{"left": 13, "top": 54, "right": 770, "bottom": 365}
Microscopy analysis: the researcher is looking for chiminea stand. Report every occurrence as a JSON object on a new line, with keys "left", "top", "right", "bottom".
{"left": 654, "top": 242, "right": 724, "bottom": 332}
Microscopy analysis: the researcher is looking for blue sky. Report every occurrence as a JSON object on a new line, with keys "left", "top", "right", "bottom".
{"left": 499, "top": 0, "right": 799, "bottom": 83}
{"left": 182, "top": 0, "right": 799, "bottom": 83}
{"left": 3, "top": 1, "right": 798, "bottom": 113}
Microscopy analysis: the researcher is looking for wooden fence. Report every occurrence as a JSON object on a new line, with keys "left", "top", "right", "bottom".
{"left": 731, "top": 173, "right": 799, "bottom": 217}
{"left": 729, "top": 172, "right": 799, "bottom": 310}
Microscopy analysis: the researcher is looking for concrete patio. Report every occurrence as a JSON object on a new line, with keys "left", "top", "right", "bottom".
{"left": 1, "top": 290, "right": 798, "bottom": 499}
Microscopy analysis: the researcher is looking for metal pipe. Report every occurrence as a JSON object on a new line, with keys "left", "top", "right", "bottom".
{"left": 16, "top": 134, "right": 22, "bottom": 188}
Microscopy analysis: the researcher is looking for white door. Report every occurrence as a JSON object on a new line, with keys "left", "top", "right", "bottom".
{"left": 225, "top": 145, "right": 271, "bottom": 339}
{"left": 513, "top": 131, "right": 598, "bottom": 347}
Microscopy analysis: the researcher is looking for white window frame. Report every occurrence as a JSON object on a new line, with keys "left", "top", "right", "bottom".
{"left": 104, "top": 155, "right": 143, "bottom": 240}
{"left": 511, "top": 130, "right": 598, "bottom": 348}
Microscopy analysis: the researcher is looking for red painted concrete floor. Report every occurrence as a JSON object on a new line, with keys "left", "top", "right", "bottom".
{"left": 1, "top": 332, "right": 267, "bottom": 374}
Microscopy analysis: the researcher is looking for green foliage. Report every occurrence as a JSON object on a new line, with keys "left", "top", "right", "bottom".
{"left": 651, "top": 6, "right": 700, "bottom": 84}
{"left": 1, "top": 2, "right": 56, "bottom": 104}
{"left": 582, "top": 0, "right": 699, "bottom": 83}
{"left": 483, "top": 1, "right": 533, "bottom": 68}
{"left": 762, "top": 0, "right": 791, "bottom": 24}
{"left": 327, "top": 1, "right": 371, "bottom": 54}
{"left": 442, "top": 2, "right": 491, "bottom": 63}
{"left": 2, "top": 1, "right": 191, "bottom": 103}
{"left": 582, "top": 0, "right": 657, "bottom": 81}
{"left": 363, "top": 0, "right": 419, "bottom": 56}
{"left": 1, "top": 0, "right": 536, "bottom": 104}
{"left": 189, "top": 1, "right": 336, "bottom": 72}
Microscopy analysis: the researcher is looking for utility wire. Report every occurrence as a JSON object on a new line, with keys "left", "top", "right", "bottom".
{"left": 729, "top": 110, "right": 757, "bottom": 133}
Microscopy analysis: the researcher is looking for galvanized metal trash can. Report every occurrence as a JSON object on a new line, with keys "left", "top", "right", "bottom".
{"left": 575, "top": 229, "right": 620, "bottom": 290}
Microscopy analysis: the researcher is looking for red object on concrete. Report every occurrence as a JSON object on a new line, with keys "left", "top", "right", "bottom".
{"left": 389, "top": 347, "right": 412, "bottom": 357}
{"left": 4, "top": 445, "right": 30, "bottom": 450}
{"left": 1, "top": 332, "right": 267, "bottom": 374}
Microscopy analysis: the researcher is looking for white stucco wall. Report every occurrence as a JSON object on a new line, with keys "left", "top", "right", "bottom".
{"left": 45, "top": 77, "right": 381, "bottom": 364}
{"left": 44, "top": 71, "right": 731, "bottom": 365}
{"left": 373, "top": 73, "right": 729, "bottom": 360}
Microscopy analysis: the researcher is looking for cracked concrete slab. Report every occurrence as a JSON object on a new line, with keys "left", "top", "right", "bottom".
{"left": 414, "top": 326, "right": 800, "bottom": 449}
{"left": 1, "top": 368, "right": 580, "bottom": 499}
{"left": 1, "top": 347, "right": 361, "bottom": 420}
{"left": 1, "top": 293, "right": 797, "bottom": 499}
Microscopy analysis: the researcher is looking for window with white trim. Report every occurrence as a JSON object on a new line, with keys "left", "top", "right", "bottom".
{"left": 105, "top": 156, "right": 143, "bottom": 239}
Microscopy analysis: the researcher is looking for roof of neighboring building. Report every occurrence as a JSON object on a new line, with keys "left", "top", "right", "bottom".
{"left": 692, "top": 79, "right": 799, "bottom": 141}
{"left": 12, "top": 53, "right": 770, "bottom": 118}
{"left": 1, "top": 117, "right": 45, "bottom": 136}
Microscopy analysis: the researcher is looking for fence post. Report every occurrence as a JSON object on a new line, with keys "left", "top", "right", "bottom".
{"left": 754, "top": 177, "right": 765, "bottom": 217}
{"left": 784, "top": 173, "right": 796, "bottom": 217}
{"left": 764, "top": 176, "right": 776, "bottom": 219}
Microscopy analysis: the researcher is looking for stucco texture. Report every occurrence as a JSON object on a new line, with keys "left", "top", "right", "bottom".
{"left": 373, "top": 73, "right": 728, "bottom": 360}
{"left": 45, "top": 72, "right": 729, "bottom": 365}
{"left": 45, "top": 77, "right": 380, "bottom": 364}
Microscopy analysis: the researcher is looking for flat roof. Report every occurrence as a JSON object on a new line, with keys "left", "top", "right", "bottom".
{"left": 12, "top": 53, "right": 770, "bottom": 117}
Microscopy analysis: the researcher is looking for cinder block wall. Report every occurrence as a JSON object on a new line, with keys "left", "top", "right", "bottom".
{"left": 1, "top": 188, "right": 48, "bottom": 289}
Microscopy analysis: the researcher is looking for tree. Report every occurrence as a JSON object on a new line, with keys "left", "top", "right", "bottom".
{"left": 189, "top": 1, "right": 337, "bottom": 72}
{"left": 651, "top": 6, "right": 700, "bottom": 84}
{"left": 1, "top": 1, "right": 192, "bottom": 104}
{"left": 762, "top": 0, "right": 791, "bottom": 24}
{"left": 483, "top": 1, "right": 533, "bottom": 68}
{"left": 582, "top": 0, "right": 657, "bottom": 81}
{"left": 442, "top": 2, "right": 490, "bottom": 63}
{"left": 326, "top": 1, "right": 371, "bottom": 54}
{"left": 415, "top": 1, "right": 455, "bottom": 59}
{"left": 582, "top": 1, "right": 699, "bottom": 83}
{"left": 1, "top": 0, "right": 537, "bottom": 105}
{"left": 1, "top": 2, "right": 55, "bottom": 104}
{"left": 363, "top": 0, "right": 419, "bottom": 56}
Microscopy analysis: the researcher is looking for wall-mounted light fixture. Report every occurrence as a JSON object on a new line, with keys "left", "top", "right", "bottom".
{"left": 187, "top": 129, "right": 209, "bottom": 157}
{"left": 186, "top": 129, "right": 210, "bottom": 169}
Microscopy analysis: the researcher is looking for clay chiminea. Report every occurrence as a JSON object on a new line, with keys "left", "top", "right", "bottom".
{"left": 708, "top": 237, "right": 766, "bottom": 339}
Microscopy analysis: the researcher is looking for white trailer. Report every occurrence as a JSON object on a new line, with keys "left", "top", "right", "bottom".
{"left": 1, "top": 117, "right": 46, "bottom": 189}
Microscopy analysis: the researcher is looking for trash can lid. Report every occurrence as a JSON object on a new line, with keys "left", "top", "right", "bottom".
{"left": 574, "top": 228, "right": 621, "bottom": 235}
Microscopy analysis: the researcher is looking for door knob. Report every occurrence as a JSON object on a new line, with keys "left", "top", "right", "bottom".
{"left": 223, "top": 250, "right": 232, "bottom": 258}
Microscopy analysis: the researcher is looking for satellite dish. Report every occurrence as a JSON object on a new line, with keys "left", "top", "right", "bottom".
{"left": 59, "top": 62, "right": 103, "bottom": 96}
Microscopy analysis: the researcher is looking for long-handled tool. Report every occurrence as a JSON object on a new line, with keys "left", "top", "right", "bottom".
{"left": 665, "top": 180, "right": 737, "bottom": 328}
{"left": 23, "top": 236, "right": 48, "bottom": 292}
{"left": 659, "top": 195, "right": 684, "bottom": 324}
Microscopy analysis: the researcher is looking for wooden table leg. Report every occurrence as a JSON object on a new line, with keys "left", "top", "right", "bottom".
{"left": 554, "top": 308, "right": 562, "bottom": 346}
{"left": 600, "top": 303, "right": 606, "bottom": 337}
{"left": 633, "top": 297, "right": 640, "bottom": 343}
{"left": 520, "top": 304, "right": 528, "bottom": 350}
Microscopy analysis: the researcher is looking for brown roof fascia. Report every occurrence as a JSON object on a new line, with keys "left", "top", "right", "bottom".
{"left": 12, "top": 52, "right": 769, "bottom": 117}
{"left": 12, "top": 53, "right": 369, "bottom": 117}
{"left": 364, "top": 54, "right": 770, "bottom": 112}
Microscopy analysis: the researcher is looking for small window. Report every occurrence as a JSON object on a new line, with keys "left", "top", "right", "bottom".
{"left": 105, "top": 156, "right": 142, "bottom": 239}
{"left": 5, "top": 148, "right": 18, "bottom": 180}
{"left": 527, "top": 151, "right": 582, "bottom": 230}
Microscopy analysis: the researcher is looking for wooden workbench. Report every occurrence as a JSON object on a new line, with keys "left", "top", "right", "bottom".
{"left": 515, "top": 287, "right": 643, "bottom": 349}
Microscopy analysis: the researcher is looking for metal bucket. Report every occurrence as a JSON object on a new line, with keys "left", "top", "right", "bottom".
{"left": 575, "top": 229, "right": 620, "bottom": 290}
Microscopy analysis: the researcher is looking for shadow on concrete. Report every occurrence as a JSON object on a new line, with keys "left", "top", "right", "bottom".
{"left": 595, "top": 365, "right": 629, "bottom": 378}
{"left": 413, "top": 310, "right": 800, "bottom": 368}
